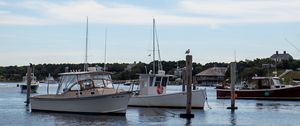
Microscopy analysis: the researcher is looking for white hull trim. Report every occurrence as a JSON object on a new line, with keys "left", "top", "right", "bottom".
{"left": 30, "top": 91, "right": 132, "bottom": 114}
{"left": 128, "top": 89, "right": 206, "bottom": 109}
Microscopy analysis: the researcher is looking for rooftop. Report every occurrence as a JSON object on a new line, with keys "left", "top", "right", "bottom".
{"left": 196, "top": 67, "right": 227, "bottom": 77}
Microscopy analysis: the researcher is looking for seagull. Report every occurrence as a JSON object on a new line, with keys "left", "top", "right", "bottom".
{"left": 185, "top": 49, "right": 190, "bottom": 54}
{"left": 148, "top": 54, "right": 151, "bottom": 57}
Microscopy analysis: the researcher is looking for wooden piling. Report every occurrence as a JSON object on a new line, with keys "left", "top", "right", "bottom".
{"left": 227, "top": 62, "right": 238, "bottom": 110}
{"left": 25, "top": 63, "right": 32, "bottom": 106}
{"left": 180, "top": 55, "right": 194, "bottom": 118}
{"left": 182, "top": 69, "right": 186, "bottom": 92}
{"left": 47, "top": 73, "right": 50, "bottom": 94}
{"left": 193, "top": 76, "right": 196, "bottom": 90}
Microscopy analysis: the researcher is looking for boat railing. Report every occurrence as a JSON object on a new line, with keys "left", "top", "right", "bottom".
{"left": 115, "top": 83, "right": 120, "bottom": 93}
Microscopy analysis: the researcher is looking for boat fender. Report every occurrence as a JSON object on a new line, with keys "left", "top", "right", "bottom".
{"left": 156, "top": 85, "right": 164, "bottom": 94}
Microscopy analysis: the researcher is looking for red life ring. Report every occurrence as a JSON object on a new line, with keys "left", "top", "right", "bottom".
{"left": 156, "top": 85, "right": 164, "bottom": 94}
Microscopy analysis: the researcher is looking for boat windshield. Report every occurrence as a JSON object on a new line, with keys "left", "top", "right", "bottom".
{"left": 273, "top": 78, "right": 283, "bottom": 86}
{"left": 56, "top": 73, "right": 113, "bottom": 94}
{"left": 22, "top": 73, "right": 38, "bottom": 83}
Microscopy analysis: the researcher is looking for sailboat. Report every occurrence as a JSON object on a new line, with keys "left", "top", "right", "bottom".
{"left": 128, "top": 18, "right": 206, "bottom": 109}
{"left": 30, "top": 17, "right": 132, "bottom": 114}
{"left": 45, "top": 73, "right": 57, "bottom": 84}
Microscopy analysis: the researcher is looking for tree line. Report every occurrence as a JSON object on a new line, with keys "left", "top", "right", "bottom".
{"left": 0, "top": 58, "right": 300, "bottom": 82}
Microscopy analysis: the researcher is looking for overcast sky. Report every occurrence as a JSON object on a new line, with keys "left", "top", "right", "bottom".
{"left": 0, "top": 0, "right": 300, "bottom": 66}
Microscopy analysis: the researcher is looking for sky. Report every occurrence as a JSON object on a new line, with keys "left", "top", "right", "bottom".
{"left": 0, "top": 0, "right": 300, "bottom": 66}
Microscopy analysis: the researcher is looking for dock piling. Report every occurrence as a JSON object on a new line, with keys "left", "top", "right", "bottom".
{"left": 227, "top": 62, "right": 238, "bottom": 110}
{"left": 180, "top": 55, "right": 194, "bottom": 118}
{"left": 182, "top": 69, "right": 186, "bottom": 92}
{"left": 25, "top": 63, "right": 32, "bottom": 106}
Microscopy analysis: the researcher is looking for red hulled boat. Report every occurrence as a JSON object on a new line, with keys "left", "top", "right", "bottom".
{"left": 217, "top": 77, "right": 300, "bottom": 100}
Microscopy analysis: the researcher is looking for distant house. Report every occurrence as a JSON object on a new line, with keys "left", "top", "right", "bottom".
{"left": 195, "top": 67, "right": 228, "bottom": 86}
{"left": 270, "top": 51, "right": 293, "bottom": 62}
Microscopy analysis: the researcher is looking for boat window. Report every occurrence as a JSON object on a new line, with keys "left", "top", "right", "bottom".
{"left": 149, "top": 77, "right": 154, "bottom": 86}
{"left": 273, "top": 79, "right": 282, "bottom": 85}
{"left": 259, "top": 79, "right": 271, "bottom": 89}
{"left": 155, "top": 77, "right": 162, "bottom": 86}
{"left": 82, "top": 79, "right": 94, "bottom": 90}
{"left": 69, "top": 83, "right": 80, "bottom": 91}
{"left": 92, "top": 75, "right": 113, "bottom": 88}
{"left": 162, "top": 77, "right": 168, "bottom": 86}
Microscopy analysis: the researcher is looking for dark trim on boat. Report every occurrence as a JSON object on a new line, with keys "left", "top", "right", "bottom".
{"left": 31, "top": 109, "right": 126, "bottom": 116}
{"left": 128, "top": 105, "right": 203, "bottom": 109}
{"left": 30, "top": 91, "right": 132, "bottom": 101}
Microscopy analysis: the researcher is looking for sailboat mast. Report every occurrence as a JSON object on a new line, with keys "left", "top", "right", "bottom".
{"left": 104, "top": 28, "right": 107, "bottom": 71}
{"left": 155, "top": 25, "right": 162, "bottom": 71}
{"left": 84, "top": 16, "right": 89, "bottom": 71}
{"left": 152, "top": 18, "right": 156, "bottom": 74}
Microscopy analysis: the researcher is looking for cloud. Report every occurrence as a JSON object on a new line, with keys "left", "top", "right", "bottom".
{"left": 1, "top": 0, "right": 300, "bottom": 26}
{"left": 179, "top": 0, "right": 300, "bottom": 24}
{"left": 0, "top": 1, "right": 8, "bottom": 6}
{"left": 0, "top": 13, "right": 48, "bottom": 25}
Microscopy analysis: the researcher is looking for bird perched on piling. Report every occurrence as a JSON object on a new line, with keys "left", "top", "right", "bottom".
{"left": 185, "top": 49, "right": 190, "bottom": 54}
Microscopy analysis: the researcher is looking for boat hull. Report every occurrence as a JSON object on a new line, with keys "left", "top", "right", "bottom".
{"left": 30, "top": 91, "right": 132, "bottom": 115}
{"left": 20, "top": 84, "right": 39, "bottom": 93}
{"left": 216, "top": 85, "right": 300, "bottom": 100}
{"left": 128, "top": 89, "right": 206, "bottom": 109}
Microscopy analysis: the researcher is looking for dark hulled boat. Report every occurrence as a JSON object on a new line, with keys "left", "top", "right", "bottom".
{"left": 217, "top": 77, "right": 300, "bottom": 100}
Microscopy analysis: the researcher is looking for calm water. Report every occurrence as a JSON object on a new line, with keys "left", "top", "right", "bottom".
{"left": 0, "top": 82, "right": 300, "bottom": 126}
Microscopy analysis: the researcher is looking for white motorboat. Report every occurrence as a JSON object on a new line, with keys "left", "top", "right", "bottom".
{"left": 128, "top": 18, "right": 206, "bottom": 109}
{"left": 30, "top": 18, "right": 131, "bottom": 115}
{"left": 128, "top": 72, "right": 206, "bottom": 109}
{"left": 30, "top": 71, "right": 132, "bottom": 114}
{"left": 19, "top": 73, "right": 39, "bottom": 93}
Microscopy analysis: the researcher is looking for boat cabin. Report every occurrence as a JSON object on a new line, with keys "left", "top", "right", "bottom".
{"left": 251, "top": 77, "right": 284, "bottom": 89}
{"left": 138, "top": 72, "right": 171, "bottom": 96}
{"left": 56, "top": 71, "right": 113, "bottom": 94}
{"left": 22, "top": 73, "right": 38, "bottom": 84}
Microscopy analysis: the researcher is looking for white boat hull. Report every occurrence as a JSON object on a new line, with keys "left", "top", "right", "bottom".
{"left": 30, "top": 91, "right": 132, "bottom": 115}
{"left": 128, "top": 89, "right": 206, "bottom": 109}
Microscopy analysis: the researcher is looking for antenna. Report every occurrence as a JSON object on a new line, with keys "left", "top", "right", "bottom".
{"left": 104, "top": 28, "right": 107, "bottom": 71}
{"left": 234, "top": 50, "right": 237, "bottom": 62}
{"left": 84, "top": 16, "right": 89, "bottom": 71}
{"left": 152, "top": 18, "right": 156, "bottom": 74}
{"left": 285, "top": 38, "right": 300, "bottom": 52}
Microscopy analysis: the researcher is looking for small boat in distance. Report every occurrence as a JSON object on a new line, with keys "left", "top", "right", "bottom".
{"left": 42, "top": 73, "right": 57, "bottom": 84}
{"left": 19, "top": 73, "right": 39, "bottom": 93}
{"left": 217, "top": 76, "right": 300, "bottom": 100}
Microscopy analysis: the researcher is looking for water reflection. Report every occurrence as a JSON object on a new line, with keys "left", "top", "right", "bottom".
{"left": 185, "top": 118, "right": 192, "bottom": 126}
{"left": 229, "top": 111, "right": 237, "bottom": 126}
{"left": 137, "top": 108, "right": 168, "bottom": 123}
{"left": 30, "top": 111, "right": 127, "bottom": 126}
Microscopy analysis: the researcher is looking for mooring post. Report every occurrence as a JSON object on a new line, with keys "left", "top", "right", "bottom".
{"left": 227, "top": 62, "right": 238, "bottom": 110}
{"left": 26, "top": 63, "right": 32, "bottom": 106}
{"left": 47, "top": 73, "right": 50, "bottom": 94}
{"left": 180, "top": 55, "right": 194, "bottom": 118}
{"left": 182, "top": 69, "right": 186, "bottom": 92}
{"left": 193, "top": 76, "right": 196, "bottom": 90}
